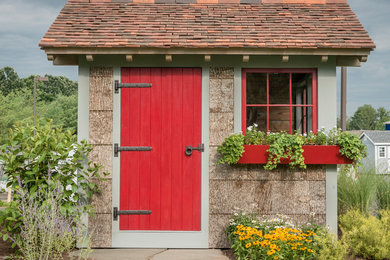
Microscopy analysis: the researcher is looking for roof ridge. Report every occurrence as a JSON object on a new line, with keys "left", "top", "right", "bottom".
{"left": 69, "top": 0, "right": 347, "bottom": 4}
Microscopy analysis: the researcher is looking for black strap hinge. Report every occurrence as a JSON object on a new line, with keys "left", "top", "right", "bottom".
{"left": 115, "top": 80, "right": 152, "bottom": 93}
{"left": 113, "top": 207, "right": 152, "bottom": 221}
{"left": 114, "top": 143, "right": 152, "bottom": 157}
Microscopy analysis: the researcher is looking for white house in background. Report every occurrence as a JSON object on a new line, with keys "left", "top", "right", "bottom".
{"left": 360, "top": 131, "right": 390, "bottom": 174}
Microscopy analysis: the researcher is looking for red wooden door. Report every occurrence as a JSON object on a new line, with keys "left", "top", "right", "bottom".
{"left": 120, "top": 68, "right": 202, "bottom": 231}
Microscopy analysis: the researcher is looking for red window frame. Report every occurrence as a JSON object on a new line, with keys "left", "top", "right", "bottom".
{"left": 242, "top": 68, "right": 318, "bottom": 134}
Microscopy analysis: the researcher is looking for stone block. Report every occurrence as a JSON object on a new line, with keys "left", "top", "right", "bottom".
{"left": 210, "top": 67, "right": 234, "bottom": 79}
{"left": 90, "top": 178, "right": 112, "bottom": 214}
{"left": 89, "top": 111, "right": 113, "bottom": 145}
{"left": 210, "top": 79, "right": 234, "bottom": 113}
{"left": 210, "top": 180, "right": 256, "bottom": 214}
{"left": 247, "top": 165, "right": 326, "bottom": 181}
{"left": 209, "top": 214, "right": 231, "bottom": 248}
{"left": 254, "top": 181, "right": 325, "bottom": 215}
{"left": 89, "top": 145, "right": 113, "bottom": 178}
{"left": 89, "top": 67, "right": 113, "bottom": 111}
{"left": 89, "top": 214, "right": 112, "bottom": 248}
{"left": 209, "top": 113, "right": 234, "bottom": 146}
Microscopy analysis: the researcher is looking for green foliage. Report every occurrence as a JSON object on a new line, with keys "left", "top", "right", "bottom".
{"left": 22, "top": 74, "right": 77, "bottom": 102}
{"left": 217, "top": 133, "right": 245, "bottom": 165}
{"left": 336, "top": 131, "right": 367, "bottom": 164}
{"left": 337, "top": 169, "right": 378, "bottom": 215}
{"left": 313, "top": 228, "right": 348, "bottom": 260}
{"left": 339, "top": 209, "right": 390, "bottom": 259}
{"left": 338, "top": 167, "right": 390, "bottom": 216}
{"left": 264, "top": 132, "right": 306, "bottom": 170}
{"left": 217, "top": 126, "right": 366, "bottom": 170}
{"left": 347, "top": 104, "right": 390, "bottom": 130}
{"left": 377, "top": 177, "right": 390, "bottom": 210}
{"left": 0, "top": 66, "right": 24, "bottom": 96}
{"left": 0, "top": 119, "right": 107, "bottom": 248}
{"left": 0, "top": 89, "right": 34, "bottom": 142}
{"left": 0, "top": 66, "right": 78, "bottom": 142}
{"left": 44, "top": 94, "right": 77, "bottom": 133}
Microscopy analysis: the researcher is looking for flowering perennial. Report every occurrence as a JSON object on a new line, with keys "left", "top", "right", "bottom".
{"left": 232, "top": 224, "right": 316, "bottom": 259}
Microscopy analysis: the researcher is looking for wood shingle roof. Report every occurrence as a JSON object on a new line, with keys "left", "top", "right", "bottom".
{"left": 39, "top": 1, "right": 375, "bottom": 50}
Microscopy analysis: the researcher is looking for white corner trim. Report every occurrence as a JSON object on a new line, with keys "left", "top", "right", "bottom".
{"left": 234, "top": 67, "right": 242, "bottom": 133}
{"left": 326, "top": 165, "right": 337, "bottom": 236}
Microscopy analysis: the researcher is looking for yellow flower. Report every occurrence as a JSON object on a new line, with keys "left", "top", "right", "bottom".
{"left": 308, "top": 249, "right": 314, "bottom": 253}
{"left": 267, "top": 250, "right": 276, "bottom": 256}
{"left": 270, "top": 244, "right": 277, "bottom": 250}
{"left": 245, "top": 243, "right": 251, "bottom": 248}
{"left": 274, "top": 257, "right": 279, "bottom": 260}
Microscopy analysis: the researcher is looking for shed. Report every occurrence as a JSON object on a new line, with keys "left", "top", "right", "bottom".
{"left": 360, "top": 131, "right": 390, "bottom": 174}
{"left": 40, "top": 0, "right": 375, "bottom": 248}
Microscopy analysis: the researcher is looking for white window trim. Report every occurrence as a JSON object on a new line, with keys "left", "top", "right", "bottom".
{"left": 378, "top": 146, "right": 386, "bottom": 158}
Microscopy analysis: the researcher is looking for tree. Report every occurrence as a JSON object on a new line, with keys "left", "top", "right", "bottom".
{"left": 347, "top": 104, "right": 390, "bottom": 130}
{"left": 22, "top": 74, "right": 77, "bottom": 102}
{"left": 375, "top": 107, "right": 390, "bottom": 130}
{"left": 0, "top": 67, "right": 78, "bottom": 142}
{"left": 43, "top": 94, "right": 77, "bottom": 133}
{"left": 0, "top": 66, "right": 24, "bottom": 96}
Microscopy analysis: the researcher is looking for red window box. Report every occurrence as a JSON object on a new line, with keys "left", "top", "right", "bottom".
{"left": 237, "top": 145, "right": 353, "bottom": 165}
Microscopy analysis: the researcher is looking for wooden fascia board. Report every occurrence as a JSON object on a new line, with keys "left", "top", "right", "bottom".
{"left": 42, "top": 47, "right": 373, "bottom": 56}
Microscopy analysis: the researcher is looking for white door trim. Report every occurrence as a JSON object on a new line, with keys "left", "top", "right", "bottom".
{"left": 111, "top": 67, "right": 209, "bottom": 248}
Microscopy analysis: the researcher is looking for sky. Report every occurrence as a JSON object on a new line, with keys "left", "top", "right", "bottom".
{"left": 0, "top": 0, "right": 388, "bottom": 116}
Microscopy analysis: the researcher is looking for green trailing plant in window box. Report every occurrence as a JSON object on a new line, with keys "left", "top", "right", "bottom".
{"left": 217, "top": 126, "right": 366, "bottom": 170}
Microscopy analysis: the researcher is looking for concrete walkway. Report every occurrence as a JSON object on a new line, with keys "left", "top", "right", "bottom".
{"left": 71, "top": 249, "right": 234, "bottom": 260}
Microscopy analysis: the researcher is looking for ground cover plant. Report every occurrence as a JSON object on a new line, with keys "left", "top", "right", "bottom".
{"left": 0, "top": 119, "right": 107, "bottom": 258}
{"left": 226, "top": 207, "right": 347, "bottom": 260}
{"left": 339, "top": 209, "right": 390, "bottom": 260}
{"left": 217, "top": 126, "right": 366, "bottom": 170}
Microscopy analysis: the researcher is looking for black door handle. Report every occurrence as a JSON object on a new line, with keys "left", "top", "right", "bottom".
{"left": 185, "top": 144, "right": 204, "bottom": 156}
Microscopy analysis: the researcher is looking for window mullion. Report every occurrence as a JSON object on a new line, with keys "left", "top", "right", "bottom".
{"left": 267, "top": 73, "right": 269, "bottom": 132}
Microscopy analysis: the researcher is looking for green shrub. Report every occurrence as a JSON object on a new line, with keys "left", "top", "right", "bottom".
{"left": 339, "top": 209, "right": 390, "bottom": 259}
{"left": 313, "top": 228, "right": 348, "bottom": 260}
{"left": 0, "top": 119, "right": 107, "bottom": 249}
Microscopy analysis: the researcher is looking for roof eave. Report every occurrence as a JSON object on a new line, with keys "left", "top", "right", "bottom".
{"left": 41, "top": 46, "right": 373, "bottom": 56}
{"left": 41, "top": 47, "right": 373, "bottom": 66}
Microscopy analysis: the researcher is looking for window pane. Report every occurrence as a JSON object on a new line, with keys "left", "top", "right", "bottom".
{"left": 292, "top": 73, "right": 312, "bottom": 105}
{"left": 294, "top": 107, "right": 313, "bottom": 134}
{"left": 246, "top": 107, "right": 267, "bottom": 131}
{"left": 269, "top": 107, "right": 290, "bottom": 132}
{"left": 379, "top": 147, "right": 386, "bottom": 158}
{"left": 269, "top": 73, "right": 289, "bottom": 104}
{"left": 246, "top": 73, "right": 267, "bottom": 104}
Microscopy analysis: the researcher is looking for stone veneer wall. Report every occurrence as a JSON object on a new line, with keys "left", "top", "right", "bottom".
{"left": 88, "top": 67, "right": 113, "bottom": 248}
{"left": 208, "top": 67, "right": 326, "bottom": 248}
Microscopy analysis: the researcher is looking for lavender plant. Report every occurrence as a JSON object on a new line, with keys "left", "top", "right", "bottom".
{"left": 9, "top": 180, "right": 92, "bottom": 260}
